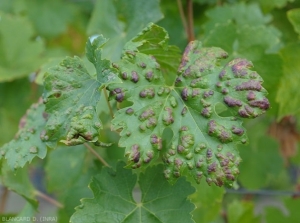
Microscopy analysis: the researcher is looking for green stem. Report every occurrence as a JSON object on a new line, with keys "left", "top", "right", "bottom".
{"left": 84, "top": 143, "right": 111, "bottom": 167}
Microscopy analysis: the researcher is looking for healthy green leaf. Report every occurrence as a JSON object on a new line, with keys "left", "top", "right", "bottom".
{"left": 254, "top": 0, "right": 295, "bottom": 12}
{"left": 227, "top": 200, "right": 261, "bottom": 223}
{"left": 190, "top": 182, "right": 224, "bottom": 223}
{"left": 287, "top": 8, "right": 300, "bottom": 36}
{"left": 87, "top": 0, "right": 163, "bottom": 61}
{"left": 0, "top": 12, "right": 44, "bottom": 82}
{"left": 276, "top": 43, "right": 300, "bottom": 119}
{"left": 110, "top": 25, "right": 270, "bottom": 186}
{"left": 42, "top": 36, "right": 116, "bottom": 148}
{"left": 25, "top": 0, "right": 76, "bottom": 38}
{"left": 265, "top": 198, "right": 300, "bottom": 223}
{"left": 0, "top": 162, "right": 38, "bottom": 209}
{"left": 70, "top": 161, "right": 195, "bottom": 223}
{"left": 0, "top": 100, "right": 47, "bottom": 170}
{"left": 238, "top": 119, "right": 289, "bottom": 189}
{"left": 0, "top": 78, "right": 40, "bottom": 146}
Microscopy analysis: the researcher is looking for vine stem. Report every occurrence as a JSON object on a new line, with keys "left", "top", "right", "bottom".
{"left": 0, "top": 186, "right": 9, "bottom": 213}
{"left": 34, "top": 190, "right": 63, "bottom": 208}
{"left": 84, "top": 143, "right": 111, "bottom": 167}
{"left": 103, "top": 88, "right": 114, "bottom": 119}
{"left": 177, "top": 0, "right": 188, "bottom": 38}
{"left": 187, "top": 0, "right": 195, "bottom": 42}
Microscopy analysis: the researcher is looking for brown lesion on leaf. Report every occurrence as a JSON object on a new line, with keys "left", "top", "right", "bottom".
{"left": 268, "top": 116, "right": 300, "bottom": 166}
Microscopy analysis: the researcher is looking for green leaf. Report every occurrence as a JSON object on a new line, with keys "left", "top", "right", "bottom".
{"left": 110, "top": 26, "right": 269, "bottom": 186}
{"left": 0, "top": 162, "right": 38, "bottom": 209}
{"left": 0, "top": 100, "right": 47, "bottom": 170}
{"left": 287, "top": 8, "right": 300, "bottom": 36}
{"left": 203, "top": 22, "right": 282, "bottom": 115}
{"left": 227, "top": 200, "right": 261, "bottom": 223}
{"left": 238, "top": 119, "right": 288, "bottom": 189}
{"left": 45, "top": 145, "right": 97, "bottom": 220}
{"left": 25, "top": 0, "right": 76, "bottom": 38}
{"left": 276, "top": 43, "right": 300, "bottom": 119}
{"left": 254, "top": 0, "right": 295, "bottom": 12}
{"left": 123, "top": 23, "right": 182, "bottom": 85}
{"left": 190, "top": 182, "right": 224, "bottom": 223}
{"left": 87, "top": 0, "right": 163, "bottom": 61}
{"left": 265, "top": 198, "right": 300, "bottom": 223}
{"left": 42, "top": 36, "right": 116, "bottom": 148}
{"left": 0, "top": 78, "right": 40, "bottom": 146}
{"left": 70, "top": 161, "right": 195, "bottom": 223}
{"left": 0, "top": 12, "right": 44, "bottom": 82}
{"left": 203, "top": 2, "right": 272, "bottom": 33}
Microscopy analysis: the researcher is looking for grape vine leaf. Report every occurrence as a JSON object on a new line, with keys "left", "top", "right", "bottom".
{"left": 265, "top": 198, "right": 300, "bottom": 223}
{"left": 202, "top": 22, "right": 282, "bottom": 115}
{"left": 238, "top": 119, "right": 288, "bottom": 189}
{"left": 287, "top": 8, "right": 300, "bottom": 36}
{"left": 42, "top": 36, "right": 117, "bottom": 148}
{"left": 227, "top": 200, "right": 260, "bottom": 223}
{"left": 124, "top": 23, "right": 182, "bottom": 85}
{"left": 0, "top": 78, "right": 38, "bottom": 146}
{"left": 190, "top": 182, "right": 224, "bottom": 223}
{"left": 70, "top": 161, "right": 195, "bottom": 223}
{"left": 276, "top": 43, "right": 300, "bottom": 119}
{"left": 0, "top": 99, "right": 47, "bottom": 170}
{"left": 0, "top": 162, "right": 38, "bottom": 209}
{"left": 110, "top": 26, "right": 270, "bottom": 186}
{"left": 87, "top": 0, "right": 163, "bottom": 61}
{"left": 0, "top": 12, "right": 44, "bottom": 82}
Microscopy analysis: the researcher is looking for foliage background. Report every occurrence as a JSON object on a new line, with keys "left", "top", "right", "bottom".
{"left": 0, "top": 0, "right": 300, "bottom": 222}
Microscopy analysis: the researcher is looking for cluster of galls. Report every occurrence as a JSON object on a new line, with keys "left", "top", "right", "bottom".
{"left": 217, "top": 58, "right": 270, "bottom": 118}
{"left": 162, "top": 124, "right": 241, "bottom": 186}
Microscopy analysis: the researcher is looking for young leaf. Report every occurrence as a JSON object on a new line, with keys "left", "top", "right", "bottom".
{"left": 0, "top": 99, "right": 47, "bottom": 170}
{"left": 110, "top": 26, "right": 269, "bottom": 186}
{"left": 42, "top": 36, "right": 117, "bottom": 148}
{"left": 87, "top": 0, "right": 163, "bottom": 61}
{"left": 70, "top": 161, "right": 195, "bottom": 223}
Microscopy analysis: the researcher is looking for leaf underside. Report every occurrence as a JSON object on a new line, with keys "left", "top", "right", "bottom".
{"left": 109, "top": 25, "right": 270, "bottom": 186}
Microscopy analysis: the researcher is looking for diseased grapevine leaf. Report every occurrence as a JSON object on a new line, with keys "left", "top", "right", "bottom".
{"left": 42, "top": 36, "right": 117, "bottom": 148}
{"left": 0, "top": 100, "right": 47, "bottom": 170}
{"left": 110, "top": 25, "right": 270, "bottom": 186}
{"left": 87, "top": 0, "right": 163, "bottom": 61}
{"left": 70, "top": 161, "right": 195, "bottom": 223}
{"left": 202, "top": 22, "right": 282, "bottom": 115}
{"left": 276, "top": 43, "right": 300, "bottom": 119}
{"left": 287, "top": 8, "right": 300, "bottom": 36}
{"left": 0, "top": 12, "right": 44, "bottom": 82}
{"left": 124, "top": 23, "right": 182, "bottom": 85}
{"left": 0, "top": 162, "right": 38, "bottom": 209}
